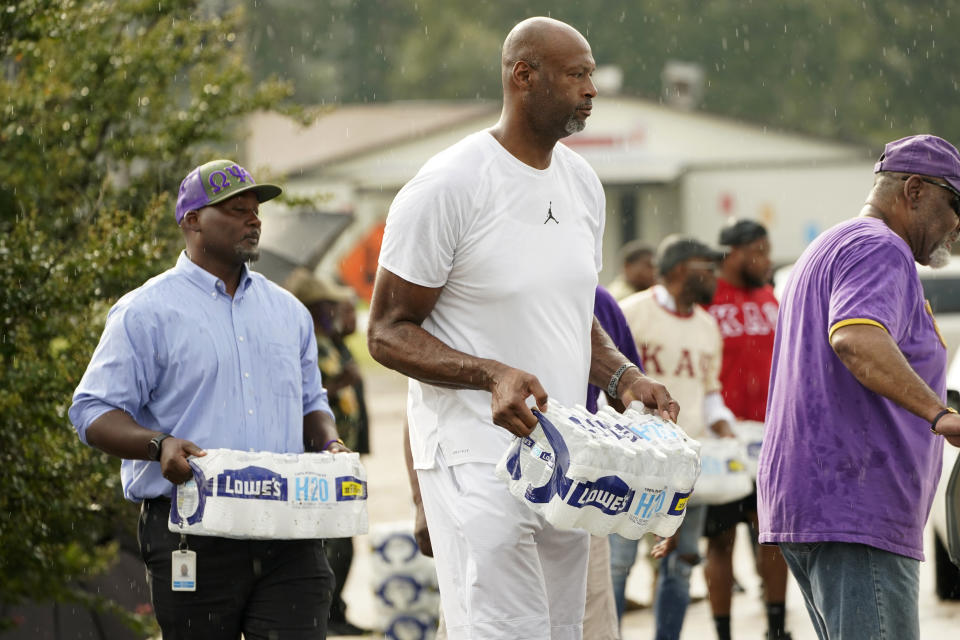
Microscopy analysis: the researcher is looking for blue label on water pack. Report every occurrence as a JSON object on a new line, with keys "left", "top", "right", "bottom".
{"left": 628, "top": 418, "right": 682, "bottom": 443}
{"left": 373, "top": 532, "right": 419, "bottom": 564}
{"left": 667, "top": 490, "right": 691, "bottom": 516}
{"left": 701, "top": 456, "right": 744, "bottom": 475}
{"left": 567, "top": 476, "right": 635, "bottom": 515}
{"left": 336, "top": 475, "right": 367, "bottom": 501}
{"left": 568, "top": 415, "right": 605, "bottom": 434}
{"left": 294, "top": 474, "right": 331, "bottom": 503}
{"left": 216, "top": 466, "right": 287, "bottom": 501}
{"left": 385, "top": 614, "right": 432, "bottom": 640}
{"left": 376, "top": 573, "right": 426, "bottom": 608}
{"left": 632, "top": 488, "right": 667, "bottom": 519}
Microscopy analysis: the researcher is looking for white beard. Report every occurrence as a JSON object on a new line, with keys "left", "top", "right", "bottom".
{"left": 564, "top": 117, "right": 585, "bottom": 135}
{"left": 929, "top": 243, "right": 951, "bottom": 269}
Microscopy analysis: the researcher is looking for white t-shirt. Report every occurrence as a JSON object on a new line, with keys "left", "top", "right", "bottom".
{"left": 379, "top": 131, "right": 606, "bottom": 468}
{"left": 619, "top": 286, "right": 724, "bottom": 439}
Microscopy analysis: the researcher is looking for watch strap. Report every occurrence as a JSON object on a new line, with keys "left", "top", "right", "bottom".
{"left": 149, "top": 433, "right": 172, "bottom": 460}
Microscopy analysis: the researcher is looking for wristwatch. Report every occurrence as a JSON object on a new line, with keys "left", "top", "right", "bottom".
{"left": 147, "top": 433, "right": 172, "bottom": 461}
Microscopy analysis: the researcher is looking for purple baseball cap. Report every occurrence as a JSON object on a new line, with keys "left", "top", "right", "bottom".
{"left": 175, "top": 159, "right": 282, "bottom": 224}
{"left": 874, "top": 135, "right": 960, "bottom": 196}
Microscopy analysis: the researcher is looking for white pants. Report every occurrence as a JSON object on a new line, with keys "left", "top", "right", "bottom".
{"left": 417, "top": 458, "right": 589, "bottom": 640}
{"left": 584, "top": 535, "right": 619, "bottom": 640}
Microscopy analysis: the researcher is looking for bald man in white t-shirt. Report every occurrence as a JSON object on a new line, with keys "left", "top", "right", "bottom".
{"left": 368, "top": 17, "right": 678, "bottom": 640}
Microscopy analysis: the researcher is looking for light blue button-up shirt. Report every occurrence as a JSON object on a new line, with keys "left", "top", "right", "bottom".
{"left": 70, "top": 252, "right": 333, "bottom": 501}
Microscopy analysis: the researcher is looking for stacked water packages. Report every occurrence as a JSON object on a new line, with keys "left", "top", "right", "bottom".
{"left": 495, "top": 402, "right": 700, "bottom": 539}
{"left": 369, "top": 521, "right": 441, "bottom": 640}
{"left": 169, "top": 449, "right": 368, "bottom": 539}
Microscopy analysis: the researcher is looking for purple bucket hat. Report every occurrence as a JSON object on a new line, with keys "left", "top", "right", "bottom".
{"left": 175, "top": 159, "right": 282, "bottom": 224}
{"left": 874, "top": 135, "right": 960, "bottom": 196}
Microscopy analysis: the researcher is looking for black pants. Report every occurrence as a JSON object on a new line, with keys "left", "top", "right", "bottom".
{"left": 138, "top": 499, "right": 334, "bottom": 640}
{"left": 324, "top": 537, "right": 354, "bottom": 623}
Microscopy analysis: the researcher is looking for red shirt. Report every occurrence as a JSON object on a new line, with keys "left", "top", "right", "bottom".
{"left": 705, "top": 279, "right": 779, "bottom": 421}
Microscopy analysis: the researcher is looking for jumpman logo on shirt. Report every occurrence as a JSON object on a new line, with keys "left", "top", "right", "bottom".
{"left": 544, "top": 201, "right": 559, "bottom": 224}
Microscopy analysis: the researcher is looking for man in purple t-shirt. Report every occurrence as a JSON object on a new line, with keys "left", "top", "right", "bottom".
{"left": 587, "top": 285, "right": 643, "bottom": 412}
{"left": 758, "top": 134, "right": 960, "bottom": 640}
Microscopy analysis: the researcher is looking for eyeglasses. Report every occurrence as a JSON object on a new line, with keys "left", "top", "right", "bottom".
{"left": 902, "top": 176, "right": 960, "bottom": 218}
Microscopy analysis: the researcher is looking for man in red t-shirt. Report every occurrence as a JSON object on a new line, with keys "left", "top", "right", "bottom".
{"left": 704, "top": 220, "right": 791, "bottom": 640}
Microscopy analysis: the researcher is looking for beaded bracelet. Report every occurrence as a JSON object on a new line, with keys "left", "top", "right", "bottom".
{"left": 606, "top": 363, "right": 639, "bottom": 399}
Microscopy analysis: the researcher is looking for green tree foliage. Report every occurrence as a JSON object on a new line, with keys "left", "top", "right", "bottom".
{"left": 0, "top": 0, "right": 291, "bottom": 629}
{"left": 246, "top": 0, "right": 419, "bottom": 104}
{"left": 247, "top": 0, "right": 960, "bottom": 146}
{"left": 585, "top": 0, "right": 960, "bottom": 145}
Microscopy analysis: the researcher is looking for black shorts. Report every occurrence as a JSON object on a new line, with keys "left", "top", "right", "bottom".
{"left": 703, "top": 488, "right": 758, "bottom": 539}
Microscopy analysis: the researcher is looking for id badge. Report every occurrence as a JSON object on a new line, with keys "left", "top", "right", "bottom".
{"left": 171, "top": 549, "right": 197, "bottom": 592}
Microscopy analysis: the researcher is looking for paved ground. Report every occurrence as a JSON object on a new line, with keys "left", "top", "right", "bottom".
{"left": 333, "top": 364, "right": 960, "bottom": 639}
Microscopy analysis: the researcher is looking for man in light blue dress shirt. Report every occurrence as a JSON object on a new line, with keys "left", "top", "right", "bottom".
{"left": 70, "top": 159, "right": 346, "bottom": 640}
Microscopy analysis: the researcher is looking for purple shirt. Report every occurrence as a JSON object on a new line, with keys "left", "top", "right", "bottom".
{"left": 758, "top": 217, "right": 946, "bottom": 560}
{"left": 586, "top": 286, "right": 643, "bottom": 413}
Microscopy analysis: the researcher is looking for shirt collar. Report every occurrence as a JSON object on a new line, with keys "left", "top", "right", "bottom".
{"left": 174, "top": 251, "right": 254, "bottom": 297}
{"left": 652, "top": 284, "right": 677, "bottom": 312}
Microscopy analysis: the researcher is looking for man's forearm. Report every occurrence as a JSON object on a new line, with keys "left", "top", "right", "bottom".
{"left": 402, "top": 417, "right": 422, "bottom": 506}
{"left": 85, "top": 409, "right": 162, "bottom": 460}
{"left": 368, "top": 319, "right": 503, "bottom": 392}
{"left": 588, "top": 317, "right": 679, "bottom": 420}
{"left": 303, "top": 410, "right": 341, "bottom": 452}
{"left": 587, "top": 317, "right": 636, "bottom": 390}
{"left": 831, "top": 324, "right": 946, "bottom": 422}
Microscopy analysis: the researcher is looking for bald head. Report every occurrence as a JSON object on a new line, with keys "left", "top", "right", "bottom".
{"left": 490, "top": 17, "right": 596, "bottom": 158}
{"left": 501, "top": 17, "right": 591, "bottom": 91}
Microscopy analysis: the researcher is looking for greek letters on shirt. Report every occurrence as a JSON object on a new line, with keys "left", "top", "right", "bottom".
{"left": 640, "top": 343, "right": 715, "bottom": 379}
{"left": 709, "top": 301, "right": 778, "bottom": 338}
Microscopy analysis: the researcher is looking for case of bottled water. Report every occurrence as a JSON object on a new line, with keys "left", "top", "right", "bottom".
{"left": 369, "top": 521, "right": 440, "bottom": 640}
{"left": 495, "top": 402, "right": 701, "bottom": 539}
{"left": 168, "top": 448, "right": 368, "bottom": 539}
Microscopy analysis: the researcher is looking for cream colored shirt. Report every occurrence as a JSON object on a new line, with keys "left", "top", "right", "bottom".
{"left": 619, "top": 285, "right": 725, "bottom": 439}
{"left": 606, "top": 276, "right": 637, "bottom": 301}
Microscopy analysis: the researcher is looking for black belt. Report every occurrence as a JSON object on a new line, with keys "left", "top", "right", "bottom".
{"left": 141, "top": 496, "right": 171, "bottom": 513}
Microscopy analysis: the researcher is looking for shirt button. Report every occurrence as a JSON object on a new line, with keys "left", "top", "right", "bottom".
{"left": 244, "top": 372, "right": 250, "bottom": 378}
{"left": 210, "top": 292, "right": 217, "bottom": 298}
{"left": 248, "top": 409, "right": 254, "bottom": 415}
{"left": 238, "top": 336, "right": 245, "bottom": 342}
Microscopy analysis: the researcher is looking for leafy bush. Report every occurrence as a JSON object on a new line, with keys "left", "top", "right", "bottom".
{"left": 0, "top": 0, "right": 291, "bottom": 630}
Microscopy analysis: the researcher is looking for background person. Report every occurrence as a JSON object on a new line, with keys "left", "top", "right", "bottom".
{"left": 703, "top": 220, "right": 790, "bottom": 640}
{"left": 368, "top": 16, "right": 678, "bottom": 639}
{"left": 586, "top": 286, "right": 646, "bottom": 636}
{"left": 603, "top": 242, "right": 661, "bottom": 615}
{"left": 284, "top": 267, "right": 370, "bottom": 637}
{"left": 758, "top": 134, "right": 960, "bottom": 640}
{"left": 583, "top": 285, "right": 645, "bottom": 640}
{"left": 333, "top": 293, "right": 371, "bottom": 455}
{"left": 69, "top": 160, "right": 346, "bottom": 639}
{"left": 586, "top": 285, "right": 644, "bottom": 413}
{"left": 614, "top": 235, "right": 736, "bottom": 640}
{"left": 607, "top": 240, "right": 657, "bottom": 300}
